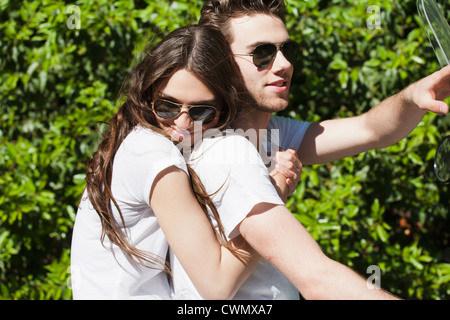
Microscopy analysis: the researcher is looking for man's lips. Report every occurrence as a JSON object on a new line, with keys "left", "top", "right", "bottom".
{"left": 266, "top": 79, "right": 289, "bottom": 92}
{"left": 267, "top": 79, "right": 288, "bottom": 87}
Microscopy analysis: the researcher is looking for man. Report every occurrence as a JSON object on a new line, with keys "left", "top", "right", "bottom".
{"left": 173, "top": 0, "right": 450, "bottom": 300}
{"left": 199, "top": 0, "right": 450, "bottom": 165}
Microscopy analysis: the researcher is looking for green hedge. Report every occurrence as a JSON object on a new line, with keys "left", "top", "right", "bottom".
{"left": 0, "top": 0, "right": 448, "bottom": 299}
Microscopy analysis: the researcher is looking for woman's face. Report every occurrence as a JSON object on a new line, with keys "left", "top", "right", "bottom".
{"left": 153, "top": 69, "right": 220, "bottom": 146}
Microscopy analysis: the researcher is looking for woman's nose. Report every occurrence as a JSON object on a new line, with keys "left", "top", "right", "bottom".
{"left": 174, "top": 107, "right": 193, "bottom": 130}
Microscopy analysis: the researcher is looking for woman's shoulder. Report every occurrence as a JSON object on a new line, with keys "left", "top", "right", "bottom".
{"left": 116, "top": 126, "right": 184, "bottom": 165}
{"left": 129, "top": 126, "right": 170, "bottom": 142}
{"left": 125, "top": 126, "right": 178, "bottom": 151}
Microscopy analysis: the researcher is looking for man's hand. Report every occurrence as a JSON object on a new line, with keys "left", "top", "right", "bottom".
{"left": 405, "top": 64, "right": 450, "bottom": 115}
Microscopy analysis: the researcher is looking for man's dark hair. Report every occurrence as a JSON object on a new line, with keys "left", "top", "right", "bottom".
{"left": 199, "top": 0, "right": 287, "bottom": 43}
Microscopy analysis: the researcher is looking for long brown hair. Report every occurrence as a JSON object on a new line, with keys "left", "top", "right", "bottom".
{"left": 85, "top": 25, "right": 251, "bottom": 273}
{"left": 199, "top": 0, "right": 287, "bottom": 43}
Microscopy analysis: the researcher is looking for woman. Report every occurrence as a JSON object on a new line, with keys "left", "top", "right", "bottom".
{"left": 70, "top": 25, "right": 260, "bottom": 300}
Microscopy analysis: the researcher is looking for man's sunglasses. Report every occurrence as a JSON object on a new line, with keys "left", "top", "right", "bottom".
{"left": 152, "top": 99, "right": 218, "bottom": 124}
{"left": 234, "top": 40, "right": 299, "bottom": 69}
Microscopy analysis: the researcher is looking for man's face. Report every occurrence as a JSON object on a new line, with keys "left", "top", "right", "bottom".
{"left": 229, "top": 14, "right": 294, "bottom": 113}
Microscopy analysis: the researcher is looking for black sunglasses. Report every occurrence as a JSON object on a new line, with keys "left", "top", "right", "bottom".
{"left": 152, "top": 99, "right": 218, "bottom": 124}
{"left": 235, "top": 40, "right": 299, "bottom": 69}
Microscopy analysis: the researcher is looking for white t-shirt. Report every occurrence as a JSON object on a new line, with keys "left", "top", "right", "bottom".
{"left": 71, "top": 127, "right": 187, "bottom": 300}
{"left": 169, "top": 134, "right": 289, "bottom": 300}
{"left": 170, "top": 116, "right": 310, "bottom": 300}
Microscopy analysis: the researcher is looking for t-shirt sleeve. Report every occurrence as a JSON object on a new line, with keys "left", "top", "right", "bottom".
{"left": 268, "top": 115, "right": 311, "bottom": 151}
{"left": 191, "top": 134, "right": 284, "bottom": 239}
{"left": 112, "top": 128, "right": 188, "bottom": 207}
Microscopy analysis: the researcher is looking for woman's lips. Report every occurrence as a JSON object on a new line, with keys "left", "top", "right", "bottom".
{"left": 170, "top": 128, "right": 194, "bottom": 142}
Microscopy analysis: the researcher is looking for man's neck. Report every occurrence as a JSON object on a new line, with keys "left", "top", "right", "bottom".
{"left": 231, "top": 107, "right": 273, "bottom": 152}
{"left": 232, "top": 107, "right": 272, "bottom": 132}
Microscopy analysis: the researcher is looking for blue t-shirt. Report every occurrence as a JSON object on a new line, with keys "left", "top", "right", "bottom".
{"left": 267, "top": 115, "right": 310, "bottom": 151}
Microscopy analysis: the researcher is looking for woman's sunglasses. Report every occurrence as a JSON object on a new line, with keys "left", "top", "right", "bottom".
{"left": 152, "top": 99, "right": 218, "bottom": 124}
{"left": 235, "top": 40, "right": 299, "bottom": 69}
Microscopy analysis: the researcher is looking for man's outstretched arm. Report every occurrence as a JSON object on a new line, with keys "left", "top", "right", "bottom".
{"left": 299, "top": 64, "right": 450, "bottom": 165}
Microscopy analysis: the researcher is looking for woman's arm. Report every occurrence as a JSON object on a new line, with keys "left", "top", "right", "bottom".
{"left": 150, "top": 166, "right": 257, "bottom": 300}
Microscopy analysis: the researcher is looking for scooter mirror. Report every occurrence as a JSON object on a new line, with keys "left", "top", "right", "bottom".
{"left": 434, "top": 135, "right": 450, "bottom": 183}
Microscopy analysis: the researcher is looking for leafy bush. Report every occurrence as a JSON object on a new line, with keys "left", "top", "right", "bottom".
{"left": 0, "top": 0, "right": 448, "bottom": 299}
{"left": 285, "top": 0, "right": 450, "bottom": 299}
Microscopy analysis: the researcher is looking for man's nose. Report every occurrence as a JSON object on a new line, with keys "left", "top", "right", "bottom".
{"left": 271, "top": 50, "right": 292, "bottom": 73}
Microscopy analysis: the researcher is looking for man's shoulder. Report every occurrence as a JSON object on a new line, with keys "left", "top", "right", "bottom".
{"left": 268, "top": 115, "right": 311, "bottom": 151}
{"left": 269, "top": 115, "right": 309, "bottom": 128}
{"left": 190, "top": 130, "right": 263, "bottom": 168}
{"left": 200, "top": 129, "right": 256, "bottom": 150}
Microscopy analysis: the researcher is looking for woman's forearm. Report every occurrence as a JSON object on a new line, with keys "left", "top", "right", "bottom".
{"left": 151, "top": 166, "right": 256, "bottom": 299}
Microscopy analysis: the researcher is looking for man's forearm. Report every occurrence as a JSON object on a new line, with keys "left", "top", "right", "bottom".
{"left": 301, "top": 257, "right": 399, "bottom": 300}
{"left": 239, "top": 203, "right": 399, "bottom": 299}
{"left": 358, "top": 64, "right": 450, "bottom": 150}
{"left": 299, "top": 90, "right": 426, "bottom": 165}
{"left": 361, "top": 87, "right": 426, "bottom": 149}
{"left": 300, "top": 66, "right": 450, "bottom": 165}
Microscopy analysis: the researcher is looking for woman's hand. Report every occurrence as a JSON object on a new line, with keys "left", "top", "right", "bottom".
{"left": 269, "top": 148, "right": 302, "bottom": 202}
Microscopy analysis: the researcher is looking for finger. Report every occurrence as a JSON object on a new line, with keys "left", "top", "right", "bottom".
{"left": 278, "top": 161, "right": 301, "bottom": 180}
{"left": 423, "top": 101, "right": 449, "bottom": 115}
{"left": 269, "top": 167, "right": 279, "bottom": 177}
{"left": 276, "top": 164, "right": 297, "bottom": 180}
{"left": 286, "top": 149, "right": 297, "bottom": 155}
{"left": 286, "top": 178, "right": 295, "bottom": 194}
{"left": 286, "top": 178, "right": 294, "bottom": 188}
{"left": 286, "top": 149, "right": 303, "bottom": 167}
{"left": 275, "top": 151, "right": 296, "bottom": 168}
